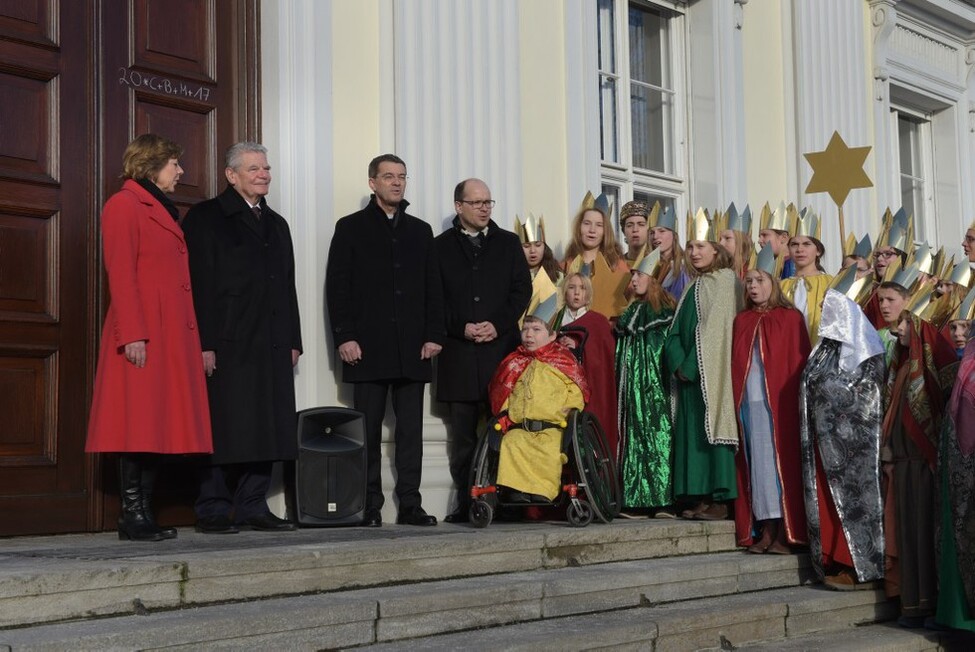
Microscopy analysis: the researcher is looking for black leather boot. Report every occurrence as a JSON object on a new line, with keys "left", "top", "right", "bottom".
{"left": 141, "top": 458, "right": 177, "bottom": 539}
{"left": 118, "top": 455, "right": 164, "bottom": 541}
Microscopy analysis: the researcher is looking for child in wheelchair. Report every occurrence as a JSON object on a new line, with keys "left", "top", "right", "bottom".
{"left": 487, "top": 297, "right": 591, "bottom": 503}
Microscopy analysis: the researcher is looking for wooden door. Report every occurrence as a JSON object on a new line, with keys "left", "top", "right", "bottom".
{"left": 0, "top": 0, "right": 258, "bottom": 536}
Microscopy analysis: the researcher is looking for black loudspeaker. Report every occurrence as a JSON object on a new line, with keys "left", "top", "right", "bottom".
{"left": 295, "top": 407, "right": 366, "bottom": 526}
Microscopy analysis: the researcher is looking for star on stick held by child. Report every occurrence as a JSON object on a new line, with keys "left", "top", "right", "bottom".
{"left": 803, "top": 130, "right": 873, "bottom": 246}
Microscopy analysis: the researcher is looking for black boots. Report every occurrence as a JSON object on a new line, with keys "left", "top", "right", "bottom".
{"left": 117, "top": 455, "right": 175, "bottom": 541}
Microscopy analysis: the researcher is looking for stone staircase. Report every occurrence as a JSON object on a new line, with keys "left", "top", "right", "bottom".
{"left": 0, "top": 519, "right": 969, "bottom": 650}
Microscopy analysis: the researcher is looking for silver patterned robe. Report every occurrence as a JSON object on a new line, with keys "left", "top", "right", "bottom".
{"left": 799, "top": 291, "right": 886, "bottom": 582}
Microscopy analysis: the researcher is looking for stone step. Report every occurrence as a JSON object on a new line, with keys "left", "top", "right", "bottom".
{"left": 0, "top": 549, "right": 810, "bottom": 650}
{"left": 0, "top": 519, "right": 734, "bottom": 629}
{"left": 736, "top": 621, "right": 975, "bottom": 652}
{"left": 354, "top": 585, "right": 898, "bottom": 652}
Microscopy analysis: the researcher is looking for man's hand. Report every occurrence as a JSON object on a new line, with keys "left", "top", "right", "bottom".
{"left": 338, "top": 341, "right": 362, "bottom": 365}
{"left": 421, "top": 342, "right": 443, "bottom": 359}
{"left": 463, "top": 323, "right": 480, "bottom": 341}
{"left": 292, "top": 349, "right": 301, "bottom": 367}
{"left": 124, "top": 340, "right": 147, "bottom": 368}
{"left": 202, "top": 350, "right": 216, "bottom": 376}
{"left": 474, "top": 321, "right": 497, "bottom": 342}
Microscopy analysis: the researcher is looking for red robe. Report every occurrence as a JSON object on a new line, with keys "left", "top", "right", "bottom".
{"left": 560, "top": 310, "right": 619, "bottom": 461}
{"left": 489, "top": 340, "right": 590, "bottom": 421}
{"left": 731, "top": 306, "right": 810, "bottom": 546}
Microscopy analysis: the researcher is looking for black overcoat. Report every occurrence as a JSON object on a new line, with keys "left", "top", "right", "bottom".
{"left": 181, "top": 186, "right": 302, "bottom": 464}
{"left": 434, "top": 217, "right": 531, "bottom": 401}
{"left": 325, "top": 197, "right": 444, "bottom": 382}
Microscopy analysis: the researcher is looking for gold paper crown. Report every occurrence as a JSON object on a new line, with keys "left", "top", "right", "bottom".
{"left": 876, "top": 207, "right": 894, "bottom": 248}
{"left": 513, "top": 213, "right": 545, "bottom": 244}
{"left": 580, "top": 191, "right": 613, "bottom": 219}
{"left": 635, "top": 247, "right": 663, "bottom": 277}
{"left": 884, "top": 260, "right": 921, "bottom": 293}
{"left": 829, "top": 264, "right": 873, "bottom": 304}
{"left": 950, "top": 284, "right": 975, "bottom": 322}
{"left": 686, "top": 207, "right": 717, "bottom": 243}
{"left": 527, "top": 293, "right": 559, "bottom": 330}
{"left": 906, "top": 283, "right": 936, "bottom": 319}
{"left": 948, "top": 260, "right": 973, "bottom": 287}
{"left": 885, "top": 207, "right": 912, "bottom": 253}
{"left": 921, "top": 291, "right": 957, "bottom": 329}
{"left": 792, "top": 207, "right": 822, "bottom": 241}
{"left": 843, "top": 233, "right": 872, "bottom": 258}
{"left": 760, "top": 201, "right": 792, "bottom": 233}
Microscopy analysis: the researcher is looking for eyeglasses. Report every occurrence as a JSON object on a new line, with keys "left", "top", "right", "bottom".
{"left": 375, "top": 173, "right": 408, "bottom": 182}
{"left": 458, "top": 199, "right": 496, "bottom": 209}
{"left": 875, "top": 250, "right": 899, "bottom": 259}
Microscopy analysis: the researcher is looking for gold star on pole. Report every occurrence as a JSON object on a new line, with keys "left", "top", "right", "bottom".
{"left": 803, "top": 131, "right": 872, "bottom": 207}
{"left": 803, "top": 131, "right": 873, "bottom": 244}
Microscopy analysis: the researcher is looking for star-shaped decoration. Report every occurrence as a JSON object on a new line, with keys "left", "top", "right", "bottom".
{"left": 803, "top": 131, "right": 873, "bottom": 207}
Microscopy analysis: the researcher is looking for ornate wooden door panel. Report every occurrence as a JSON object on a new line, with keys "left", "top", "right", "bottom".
{"left": 0, "top": 0, "right": 257, "bottom": 535}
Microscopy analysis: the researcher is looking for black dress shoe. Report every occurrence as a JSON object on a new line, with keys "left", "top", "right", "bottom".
{"left": 195, "top": 515, "right": 239, "bottom": 534}
{"left": 239, "top": 512, "right": 297, "bottom": 531}
{"left": 361, "top": 507, "right": 382, "bottom": 527}
{"left": 443, "top": 507, "right": 470, "bottom": 523}
{"left": 396, "top": 506, "right": 437, "bottom": 526}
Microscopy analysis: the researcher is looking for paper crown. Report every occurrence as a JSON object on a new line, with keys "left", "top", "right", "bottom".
{"left": 883, "top": 207, "right": 912, "bottom": 253}
{"left": 948, "top": 261, "right": 973, "bottom": 287}
{"left": 580, "top": 191, "right": 613, "bottom": 219}
{"left": 721, "top": 202, "right": 752, "bottom": 235}
{"left": 752, "top": 243, "right": 781, "bottom": 278}
{"left": 842, "top": 233, "right": 872, "bottom": 258}
{"left": 884, "top": 260, "right": 921, "bottom": 292}
{"left": 513, "top": 213, "right": 545, "bottom": 244}
{"left": 760, "top": 201, "right": 792, "bottom": 233}
{"left": 634, "top": 247, "right": 663, "bottom": 277}
{"left": 950, "top": 284, "right": 975, "bottom": 322}
{"left": 654, "top": 204, "right": 678, "bottom": 232}
{"left": 912, "top": 242, "right": 933, "bottom": 274}
{"left": 829, "top": 264, "right": 873, "bottom": 304}
{"left": 619, "top": 201, "right": 648, "bottom": 228}
{"left": 527, "top": 293, "right": 558, "bottom": 329}
{"left": 906, "top": 283, "right": 936, "bottom": 319}
{"left": 686, "top": 207, "right": 717, "bottom": 243}
{"left": 792, "top": 207, "right": 822, "bottom": 241}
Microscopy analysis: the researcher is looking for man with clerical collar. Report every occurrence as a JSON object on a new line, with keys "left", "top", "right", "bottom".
{"left": 434, "top": 178, "right": 531, "bottom": 523}
{"left": 326, "top": 154, "right": 444, "bottom": 527}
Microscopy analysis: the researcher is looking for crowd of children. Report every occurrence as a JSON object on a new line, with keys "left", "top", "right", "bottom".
{"left": 488, "top": 195, "right": 975, "bottom": 633}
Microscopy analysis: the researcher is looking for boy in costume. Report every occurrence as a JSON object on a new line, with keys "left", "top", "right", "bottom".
{"left": 488, "top": 296, "right": 591, "bottom": 502}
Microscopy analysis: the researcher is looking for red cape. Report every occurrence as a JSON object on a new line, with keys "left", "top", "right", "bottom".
{"left": 862, "top": 286, "right": 887, "bottom": 330}
{"left": 560, "top": 311, "right": 620, "bottom": 461}
{"left": 731, "top": 306, "right": 811, "bottom": 546}
{"left": 488, "top": 340, "right": 590, "bottom": 419}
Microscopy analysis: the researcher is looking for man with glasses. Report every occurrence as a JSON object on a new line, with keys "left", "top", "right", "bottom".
{"left": 326, "top": 154, "right": 445, "bottom": 527}
{"left": 434, "top": 178, "right": 531, "bottom": 523}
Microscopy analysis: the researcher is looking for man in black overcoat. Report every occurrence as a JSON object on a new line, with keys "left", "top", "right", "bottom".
{"left": 326, "top": 154, "right": 445, "bottom": 527}
{"left": 182, "top": 142, "right": 302, "bottom": 533}
{"left": 434, "top": 178, "right": 531, "bottom": 522}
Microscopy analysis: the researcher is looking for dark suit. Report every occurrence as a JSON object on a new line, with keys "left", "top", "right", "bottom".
{"left": 326, "top": 196, "right": 444, "bottom": 510}
{"left": 434, "top": 217, "right": 531, "bottom": 507}
{"left": 182, "top": 186, "right": 302, "bottom": 520}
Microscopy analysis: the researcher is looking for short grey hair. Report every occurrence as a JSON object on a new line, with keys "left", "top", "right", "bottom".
{"left": 225, "top": 142, "right": 267, "bottom": 170}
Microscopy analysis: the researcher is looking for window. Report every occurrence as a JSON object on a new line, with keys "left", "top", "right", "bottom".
{"left": 597, "top": 0, "right": 686, "bottom": 211}
{"left": 890, "top": 108, "right": 934, "bottom": 244}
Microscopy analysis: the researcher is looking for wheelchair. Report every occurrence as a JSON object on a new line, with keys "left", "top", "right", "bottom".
{"left": 467, "top": 407, "right": 622, "bottom": 528}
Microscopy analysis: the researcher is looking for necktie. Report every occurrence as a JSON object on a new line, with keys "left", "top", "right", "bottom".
{"left": 251, "top": 206, "right": 261, "bottom": 220}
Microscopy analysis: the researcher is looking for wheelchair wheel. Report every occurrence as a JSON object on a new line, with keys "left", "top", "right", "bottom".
{"left": 566, "top": 499, "right": 593, "bottom": 527}
{"left": 572, "top": 411, "right": 622, "bottom": 523}
{"left": 470, "top": 500, "right": 494, "bottom": 528}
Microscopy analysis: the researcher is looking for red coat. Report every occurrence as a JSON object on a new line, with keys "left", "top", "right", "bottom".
{"left": 86, "top": 180, "right": 212, "bottom": 454}
{"left": 862, "top": 287, "right": 886, "bottom": 330}
{"left": 731, "top": 306, "right": 810, "bottom": 546}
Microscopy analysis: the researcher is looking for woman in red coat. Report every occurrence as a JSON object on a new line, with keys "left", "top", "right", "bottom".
{"left": 86, "top": 134, "right": 212, "bottom": 541}
{"left": 732, "top": 251, "right": 810, "bottom": 553}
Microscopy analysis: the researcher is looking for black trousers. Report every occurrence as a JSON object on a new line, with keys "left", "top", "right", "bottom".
{"left": 353, "top": 380, "right": 425, "bottom": 511}
{"left": 446, "top": 400, "right": 489, "bottom": 509}
{"left": 195, "top": 461, "right": 272, "bottom": 522}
